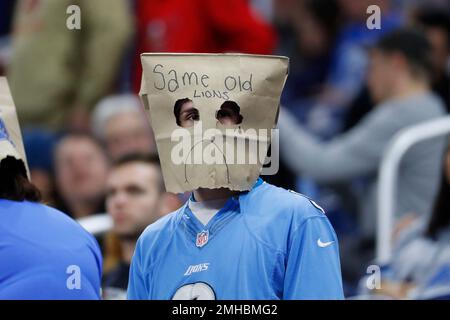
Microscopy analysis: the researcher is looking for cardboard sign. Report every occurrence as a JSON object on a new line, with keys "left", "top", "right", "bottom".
{"left": 140, "top": 54, "right": 288, "bottom": 193}
{"left": 0, "top": 77, "right": 29, "bottom": 176}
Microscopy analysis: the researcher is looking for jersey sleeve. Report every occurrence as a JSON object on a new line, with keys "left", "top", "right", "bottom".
{"left": 127, "top": 238, "right": 148, "bottom": 300}
{"left": 88, "top": 233, "right": 103, "bottom": 299}
{"left": 283, "top": 214, "right": 344, "bottom": 300}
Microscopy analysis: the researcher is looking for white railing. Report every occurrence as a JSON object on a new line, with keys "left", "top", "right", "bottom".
{"left": 77, "top": 213, "right": 113, "bottom": 236}
{"left": 377, "top": 116, "right": 450, "bottom": 264}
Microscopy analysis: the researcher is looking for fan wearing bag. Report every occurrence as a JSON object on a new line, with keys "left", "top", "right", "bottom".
{"left": 0, "top": 78, "right": 102, "bottom": 300}
{"left": 127, "top": 54, "right": 344, "bottom": 300}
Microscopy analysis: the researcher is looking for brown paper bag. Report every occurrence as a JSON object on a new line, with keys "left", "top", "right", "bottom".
{"left": 140, "top": 53, "right": 288, "bottom": 193}
{"left": 0, "top": 77, "right": 29, "bottom": 176}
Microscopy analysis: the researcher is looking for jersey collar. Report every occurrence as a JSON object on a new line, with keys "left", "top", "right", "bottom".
{"left": 180, "top": 177, "right": 265, "bottom": 247}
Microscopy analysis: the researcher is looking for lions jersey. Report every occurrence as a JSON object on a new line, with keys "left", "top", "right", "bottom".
{"left": 0, "top": 200, "right": 102, "bottom": 299}
{"left": 127, "top": 179, "right": 344, "bottom": 300}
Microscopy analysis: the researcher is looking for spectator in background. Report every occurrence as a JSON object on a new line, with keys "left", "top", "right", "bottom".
{"left": 132, "top": 0, "right": 276, "bottom": 92}
{"left": 305, "top": 0, "right": 402, "bottom": 138}
{"left": 7, "top": 0, "right": 132, "bottom": 131}
{"left": 342, "top": 7, "right": 450, "bottom": 131}
{"left": 359, "top": 141, "right": 450, "bottom": 300}
{"left": 280, "top": 0, "right": 341, "bottom": 111}
{"left": 54, "top": 133, "right": 109, "bottom": 219}
{"left": 102, "top": 153, "right": 178, "bottom": 299}
{"left": 266, "top": 0, "right": 342, "bottom": 190}
{"left": 414, "top": 8, "right": 450, "bottom": 112}
{"left": 91, "top": 94, "right": 156, "bottom": 161}
{"left": 278, "top": 29, "right": 447, "bottom": 253}
{"left": 273, "top": 0, "right": 402, "bottom": 220}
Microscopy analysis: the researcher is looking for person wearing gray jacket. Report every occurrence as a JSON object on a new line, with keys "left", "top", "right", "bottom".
{"left": 278, "top": 29, "right": 447, "bottom": 235}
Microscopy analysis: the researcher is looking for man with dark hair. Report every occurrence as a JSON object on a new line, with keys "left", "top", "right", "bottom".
{"left": 0, "top": 156, "right": 102, "bottom": 299}
{"left": 373, "top": 28, "right": 433, "bottom": 79}
{"left": 279, "top": 28, "right": 447, "bottom": 245}
{"left": 0, "top": 156, "right": 102, "bottom": 300}
{"left": 0, "top": 78, "right": 102, "bottom": 299}
{"left": 0, "top": 157, "right": 102, "bottom": 300}
{"left": 103, "top": 153, "right": 179, "bottom": 299}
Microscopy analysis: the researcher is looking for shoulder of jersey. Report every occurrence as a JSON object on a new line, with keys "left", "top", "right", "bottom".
{"left": 138, "top": 206, "right": 183, "bottom": 246}
{"left": 20, "top": 202, "right": 100, "bottom": 247}
{"left": 36, "top": 202, "right": 86, "bottom": 228}
{"left": 240, "top": 182, "right": 327, "bottom": 253}
{"left": 250, "top": 182, "right": 326, "bottom": 218}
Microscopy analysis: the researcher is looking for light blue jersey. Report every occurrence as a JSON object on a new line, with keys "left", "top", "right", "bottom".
{"left": 128, "top": 179, "right": 344, "bottom": 300}
{"left": 0, "top": 200, "right": 102, "bottom": 299}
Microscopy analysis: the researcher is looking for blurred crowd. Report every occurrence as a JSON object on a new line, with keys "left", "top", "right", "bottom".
{"left": 0, "top": 0, "right": 449, "bottom": 299}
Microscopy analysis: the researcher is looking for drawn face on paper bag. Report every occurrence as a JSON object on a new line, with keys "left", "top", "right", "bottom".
{"left": 171, "top": 98, "right": 247, "bottom": 186}
{"left": 140, "top": 54, "right": 289, "bottom": 193}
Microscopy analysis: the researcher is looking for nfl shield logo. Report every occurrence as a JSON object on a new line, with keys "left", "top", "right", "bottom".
{"left": 196, "top": 230, "right": 209, "bottom": 248}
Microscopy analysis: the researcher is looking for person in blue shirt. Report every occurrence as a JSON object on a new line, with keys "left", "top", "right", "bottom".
{"left": 127, "top": 178, "right": 344, "bottom": 300}
{"left": 129, "top": 54, "right": 344, "bottom": 300}
{"left": 0, "top": 155, "right": 102, "bottom": 300}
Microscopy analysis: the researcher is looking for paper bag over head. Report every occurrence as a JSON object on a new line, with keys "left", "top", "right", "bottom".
{"left": 0, "top": 77, "right": 29, "bottom": 177}
{"left": 140, "top": 53, "right": 289, "bottom": 193}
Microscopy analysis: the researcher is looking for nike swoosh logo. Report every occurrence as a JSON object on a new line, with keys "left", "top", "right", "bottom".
{"left": 317, "top": 238, "right": 334, "bottom": 248}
